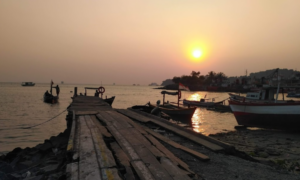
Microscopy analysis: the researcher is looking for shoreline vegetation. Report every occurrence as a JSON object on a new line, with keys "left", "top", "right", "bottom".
{"left": 1, "top": 112, "right": 300, "bottom": 179}
{"left": 156, "top": 69, "right": 300, "bottom": 92}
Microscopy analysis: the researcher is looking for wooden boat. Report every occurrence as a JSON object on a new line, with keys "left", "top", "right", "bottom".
{"left": 73, "top": 86, "right": 116, "bottom": 106}
{"left": 148, "top": 102, "right": 196, "bottom": 123}
{"left": 183, "top": 98, "right": 223, "bottom": 107}
{"left": 21, "top": 82, "right": 35, "bottom": 86}
{"left": 209, "top": 104, "right": 232, "bottom": 112}
{"left": 103, "top": 96, "right": 115, "bottom": 106}
{"left": 43, "top": 81, "right": 59, "bottom": 104}
{"left": 43, "top": 93, "right": 58, "bottom": 104}
{"left": 228, "top": 71, "right": 300, "bottom": 129}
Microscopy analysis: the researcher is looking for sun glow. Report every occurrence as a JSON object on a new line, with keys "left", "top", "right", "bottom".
{"left": 192, "top": 49, "right": 202, "bottom": 58}
{"left": 184, "top": 40, "right": 210, "bottom": 62}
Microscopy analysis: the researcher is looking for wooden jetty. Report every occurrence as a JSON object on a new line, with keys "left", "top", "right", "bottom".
{"left": 66, "top": 94, "right": 233, "bottom": 180}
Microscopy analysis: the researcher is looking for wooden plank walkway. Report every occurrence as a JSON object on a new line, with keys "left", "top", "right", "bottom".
{"left": 116, "top": 109, "right": 226, "bottom": 152}
{"left": 66, "top": 96, "right": 202, "bottom": 180}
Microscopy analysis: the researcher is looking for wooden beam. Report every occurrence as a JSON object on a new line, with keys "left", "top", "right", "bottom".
{"left": 66, "top": 162, "right": 79, "bottom": 180}
{"left": 78, "top": 116, "right": 102, "bottom": 180}
{"left": 145, "top": 128, "right": 210, "bottom": 161}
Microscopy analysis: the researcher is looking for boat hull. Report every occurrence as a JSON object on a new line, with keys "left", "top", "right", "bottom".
{"left": 229, "top": 100, "right": 300, "bottom": 129}
{"left": 183, "top": 99, "right": 215, "bottom": 107}
{"left": 44, "top": 95, "right": 58, "bottom": 104}
{"left": 103, "top": 96, "right": 115, "bottom": 106}
{"left": 149, "top": 103, "right": 196, "bottom": 123}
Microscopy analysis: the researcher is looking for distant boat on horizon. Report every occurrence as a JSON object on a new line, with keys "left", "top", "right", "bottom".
{"left": 21, "top": 82, "right": 35, "bottom": 86}
{"left": 61, "top": 81, "right": 64, "bottom": 84}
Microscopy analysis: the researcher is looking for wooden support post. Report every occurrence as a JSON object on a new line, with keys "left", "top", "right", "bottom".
{"left": 74, "top": 87, "right": 77, "bottom": 97}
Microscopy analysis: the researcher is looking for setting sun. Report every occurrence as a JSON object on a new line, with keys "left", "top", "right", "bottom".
{"left": 192, "top": 50, "right": 202, "bottom": 58}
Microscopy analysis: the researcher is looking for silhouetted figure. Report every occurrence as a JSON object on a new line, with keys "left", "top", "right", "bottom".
{"left": 95, "top": 90, "right": 99, "bottom": 97}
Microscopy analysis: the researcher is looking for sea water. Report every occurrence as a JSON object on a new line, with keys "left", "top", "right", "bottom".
{"left": 0, "top": 82, "right": 238, "bottom": 154}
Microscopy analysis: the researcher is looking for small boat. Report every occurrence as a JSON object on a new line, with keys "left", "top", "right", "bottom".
{"left": 21, "top": 82, "right": 35, "bottom": 86}
{"left": 72, "top": 86, "right": 116, "bottom": 106}
{"left": 148, "top": 102, "right": 196, "bottom": 123}
{"left": 182, "top": 98, "right": 223, "bottom": 107}
{"left": 44, "top": 93, "right": 58, "bottom": 104}
{"left": 43, "top": 81, "right": 59, "bottom": 104}
{"left": 148, "top": 89, "right": 197, "bottom": 123}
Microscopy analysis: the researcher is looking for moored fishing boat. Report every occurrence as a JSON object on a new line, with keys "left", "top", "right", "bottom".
{"left": 183, "top": 98, "right": 223, "bottom": 107}
{"left": 228, "top": 69, "right": 300, "bottom": 129}
{"left": 148, "top": 89, "right": 197, "bottom": 123}
{"left": 71, "top": 86, "right": 116, "bottom": 106}
{"left": 43, "top": 80, "right": 59, "bottom": 104}
{"left": 148, "top": 102, "right": 196, "bottom": 122}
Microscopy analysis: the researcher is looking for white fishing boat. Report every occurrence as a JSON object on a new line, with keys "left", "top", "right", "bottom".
{"left": 228, "top": 69, "right": 300, "bottom": 129}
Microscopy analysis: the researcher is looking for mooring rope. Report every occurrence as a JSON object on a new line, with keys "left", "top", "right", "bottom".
{"left": 21, "top": 109, "right": 68, "bottom": 129}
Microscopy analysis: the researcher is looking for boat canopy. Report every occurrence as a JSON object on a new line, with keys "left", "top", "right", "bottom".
{"left": 161, "top": 91, "right": 179, "bottom": 96}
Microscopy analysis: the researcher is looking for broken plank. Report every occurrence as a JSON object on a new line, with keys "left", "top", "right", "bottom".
{"left": 145, "top": 128, "right": 210, "bottom": 161}
{"left": 144, "top": 134, "right": 195, "bottom": 175}
{"left": 90, "top": 115, "right": 112, "bottom": 138}
{"left": 110, "top": 142, "right": 136, "bottom": 180}
{"left": 133, "top": 145, "right": 174, "bottom": 180}
{"left": 160, "top": 157, "right": 191, "bottom": 180}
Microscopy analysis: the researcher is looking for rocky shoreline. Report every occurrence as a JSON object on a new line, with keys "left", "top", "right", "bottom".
{"left": 209, "top": 128, "right": 300, "bottom": 174}
{"left": 0, "top": 129, "right": 70, "bottom": 180}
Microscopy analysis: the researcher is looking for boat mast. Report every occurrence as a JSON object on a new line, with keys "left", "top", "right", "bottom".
{"left": 275, "top": 69, "right": 280, "bottom": 103}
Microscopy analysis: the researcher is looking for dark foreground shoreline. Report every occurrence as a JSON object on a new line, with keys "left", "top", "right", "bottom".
{"left": 1, "top": 112, "right": 300, "bottom": 180}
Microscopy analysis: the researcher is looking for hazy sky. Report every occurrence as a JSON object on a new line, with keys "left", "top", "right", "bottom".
{"left": 1, "top": 0, "right": 300, "bottom": 85}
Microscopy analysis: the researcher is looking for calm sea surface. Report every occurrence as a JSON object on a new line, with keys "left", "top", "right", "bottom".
{"left": 0, "top": 82, "right": 241, "bottom": 154}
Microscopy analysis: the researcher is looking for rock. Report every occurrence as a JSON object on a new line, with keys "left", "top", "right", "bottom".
{"left": 3, "top": 147, "right": 22, "bottom": 162}
{"left": 24, "top": 174, "right": 44, "bottom": 180}
{"left": 0, "top": 161, "right": 14, "bottom": 173}
{"left": 38, "top": 140, "right": 53, "bottom": 152}
{"left": 0, "top": 171, "right": 9, "bottom": 180}
{"left": 31, "top": 152, "right": 43, "bottom": 163}
{"left": 16, "top": 161, "right": 33, "bottom": 171}
{"left": 258, "top": 152, "right": 269, "bottom": 158}
{"left": 40, "top": 164, "right": 59, "bottom": 174}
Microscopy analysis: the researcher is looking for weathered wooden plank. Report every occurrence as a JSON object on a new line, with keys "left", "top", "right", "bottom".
{"left": 133, "top": 145, "right": 174, "bottom": 180}
{"left": 84, "top": 115, "right": 117, "bottom": 169}
{"left": 116, "top": 109, "right": 151, "bottom": 123}
{"left": 101, "top": 120, "right": 140, "bottom": 161}
{"left": 75, "top": 111, "right": 98, "bottom": 115}
{"left": 160, "top": 157, "right": 191, "bottom": 180}
{"left": 90, "top": 115, "right": 112, "bottom": 138}
{"left": 145, "top": 128, "right": 210, "bottom": 161}
{"left": 110, "top": 142, "right": 136, "bottom": 180}
{"left": 78, "top": 116, "right": 102, "bottom": 180}
{"left": 144, "top": 134, "right": 195, "bottom": 175}
{"left": 131, "top": 160, "right": 155, "bottom": 180}
{"left": 97, "top": 112, "right": 132, "bottom": 130}
{"left": 73, "top": 115, "right": 80, "bottom": 161}
{"left": 118, "top": 109, "right": 223, "bottom": 152}
{"left": 106, "top": 111, "right": 138, "bottom": 129}
{"left": 101, "top": 168, "right": 122, "bottom": 180}
{"left": 67, "top": 111, "right": 77, "bottom": 152}
{"left": 66, "top": 162, "right": 79, "bottom": 180}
